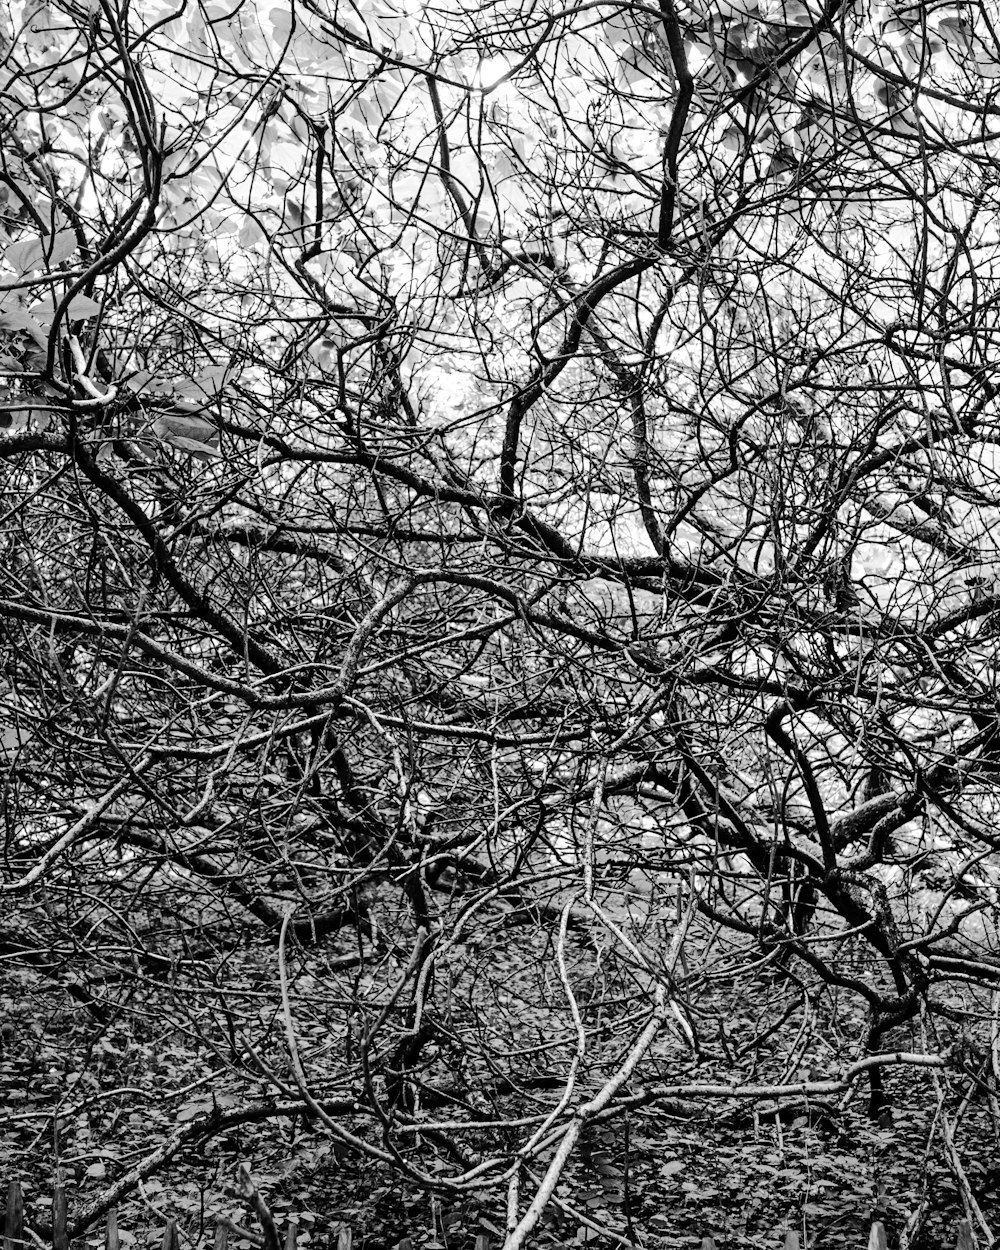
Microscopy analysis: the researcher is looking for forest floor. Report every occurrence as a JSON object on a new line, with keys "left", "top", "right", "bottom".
{"left": 2, "top": 937, "right": 997, "bottom": 1250}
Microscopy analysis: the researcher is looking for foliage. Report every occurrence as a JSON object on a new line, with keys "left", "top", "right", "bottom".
{"left": 5, "top": 0, "right": 1000, "bottom": 1244}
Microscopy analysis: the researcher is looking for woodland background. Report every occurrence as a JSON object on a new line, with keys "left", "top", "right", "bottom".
{"left": 3, "top": 0, "right": 1000, "bottom": 1246}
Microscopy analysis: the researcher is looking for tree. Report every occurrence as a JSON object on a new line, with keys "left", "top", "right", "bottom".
{"left": 4, "top": 0, "right": 1000, "bottom": 1242}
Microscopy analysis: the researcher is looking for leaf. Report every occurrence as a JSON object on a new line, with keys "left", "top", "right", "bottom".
{"left": 269, "top": 6, "right": 292, "bottom": 42}
{"left": 176, "top": 1100, "right": 211, "bottom": 1122}
{"left": 194, "top": 364, "right": 229, "bottom": 393}
{"left": 768, "top": 0, "right": 817, "bottom": 25}
{"left": 937, "top": 15, "right": 974, "bottom": 54}
{"left": 165, "top": 435, "right": 223, "bottom": 461}
{"left": 239, "top": 215, "right": 265, "bottom": 248}
{"left": 0, "top": 304, "right": 47, "bottom": 346}
{"left": 4, "top": 230, "right": 76, "bottom": 274}
{"left": 29, "top": 293, "right": 101, "bottom": 325}
{"left": 85, "top": 1161, "right": 106, "bottom": 1178}
{"left": 660, "top": 1160, "right": 686, "bottom": 1178}
{"left": 711, "top": 0, "right": 760, "bottom": 18}
{"left": 65, "top": 294, "right": 102, "bottom": 320}
{"left": 125, "top": 370, "right": 162, "bottom": 393}
{"left": 153, "top": 413, "right": 219, "bottom": 443}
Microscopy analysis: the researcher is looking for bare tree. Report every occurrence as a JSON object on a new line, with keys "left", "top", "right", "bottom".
{"left": 3, "top": 0, "right": 1000, "bottom": 1240}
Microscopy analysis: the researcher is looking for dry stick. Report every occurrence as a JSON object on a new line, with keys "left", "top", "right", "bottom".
{"left": 161, "top": 1221, "right": 179, "bottom": 1250}
{"left": 0, "top": 754, "right": 154, "bottom": 893}
{"left": 236, "top": 1031, "right": 447, "bottom": 1182}
{"left": 17, "top": 1227, "right": 47, "bottom": 1250}
{"left": 106, "top": 1210, "right": 120, "bottom": 1250}
{"left": 356, "top": 921, "right": 429, "bottom": 1051}
{"left": 335, "top": 1231, "right": 352, "bottom": 1250}
{"left": 502, "top": 985, "right": 669, "bottom": 1250}
{"left": 673, "top": 881, "right": 690, "bottom": 976}
{"left": 214, "top": 1217, "right": 262, "bottom": 1248}
{"left": 513, "top": 906, "right": 586, "bottom": 1162}
{"left": 773, "top": 994, "right": 814, "bottom": 1090}
{"left": 609, "top": 1050, "right": 947, "bottom": 1110}
{"left": 475, "top": 1238, "right": 490, "bottom": 1250}
{"left": 238, "top": 1166, "right": 280, "bottom": 1250}
{"left": 524, "top": 1178, "right": 643, "bottom": 1250}
{"left": 3, "top": 1181, "right": 23, "bottom": 1250}
{"left": 52, "top": 1182, "right": 68, "bottom": 1250}
{"left": 991, "top": 990, "right": 1000, "bottom": 1146}
{"left": 505, "top": 1169, "right": 520, "bottom": 1245}
{"left": 899, "top": 1197, "right": 930, "bottom": 1250}
{"left": 621, "top": 1112, "right": 636, "bottom": 1245}
{"left": 931, "top": 1071, "right": 996, "bottom": 1246}
{"left": 956, "top": 1057, "right": 993, "bottom": 1124}
{"left": 581, "top": 755, "right": 698, "bottom": 1059}
{"left": 957, "top": 1220, "right": 976, "bottom": 1250}
{"left": 898, "top": 1091, "right": 943, "bottom": 1250}
{"left": 284, "top": 1221, "right": 297, "bottom": 1250}
{"left": 868, "top": 1224, "right": 888, "bottom": 1250}
{"left": 586, "top": 860, "right": 698, "bottom": 1046}
{"left": 273, "top": 913, "right": 490, "bottom": 1189}
{"left": 50, "top": 1099, "right": 353, "bottom": 1242}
